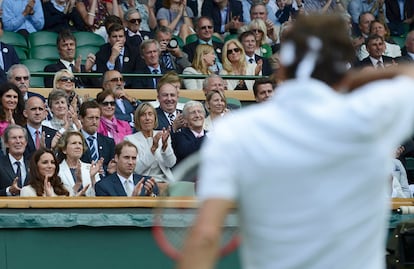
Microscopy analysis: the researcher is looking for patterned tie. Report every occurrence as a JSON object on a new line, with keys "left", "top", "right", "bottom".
{"left": 15, "top": 161, "right": 22, "bottom": 188}
{"left": 162, "top": 53, "right": 174, "bottom": 70}
{"left": 377, "top": 60, "right": 384, "bottom": 69}
{"left": 168, "top": 113, "right": 176, "bottom": 126}
{"left": 87, "top": 136, "right": 98, "bottom": 162}
{"left": 35, "top": 130, "right": 40, "bottom": 149}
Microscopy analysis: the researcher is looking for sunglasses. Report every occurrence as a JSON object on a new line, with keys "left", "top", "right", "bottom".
{"left": 59, "top": 77, "right": 75, "bottom": 83}
{"left": 129, "top": 18, "right": 142, "bottom": 24}
{"left": 101, "top": 101, "right": 116, "bottom": 107}
{"left": 200, "top": 25, "right": 213, "bottom": 30}
{"left": 252, "top": 29, "right": 264, "bottom": 33}
{"left": 227, "top": 47, "right": 241, "bottom": 55}
{"left": 108, "top": 77, "right": 124, "bottom": 82}
{"left": 15, "top": 76, "right": 29, "bottom": 82}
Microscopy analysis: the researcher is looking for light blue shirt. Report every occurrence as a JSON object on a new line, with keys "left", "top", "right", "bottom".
{"left": 2, "top": 0, "right": 44, "bottom": 33}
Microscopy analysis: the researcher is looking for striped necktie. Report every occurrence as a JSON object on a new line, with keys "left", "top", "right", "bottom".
{"left": 87, "top": 136, "right": 98, "bottom": 162}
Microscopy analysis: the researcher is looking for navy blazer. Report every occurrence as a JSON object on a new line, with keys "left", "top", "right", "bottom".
{"left": 171, "top": 127, "right": 206, "bottom": 165}
{"left": 355, "top": 55, "right": 395, "bottom": 68}
{"left": 0, "top": 155, "right": 29, "bottom": 196}
{"left": 115, "top": 98, "right": 139, "bottom": 123}
{"left": 0, "top": 42, "right": 20, "bottom": 84}
{"left": 155, "top": 107, "right": 182, "bottom": 130}
{"left": 43, "top": 60, "right": 96, "bottom": 88}
{"left": 131, "top": 64, "right": 171, "bottom": 89}
{"left": 201, "top": 0, "right": 243, "bottom": 34}
{"left": 125, "top": 30, "right": 153, "bottom": 49}
{"left": 95, "top": 173, "right": 148, "bottom": 196}
{"left": 183, "top": 39, "right": 224, "bottom": 64}
{"left": 24, "top": 125, "right": 57, "bottom": 160}
{"left": 80, "top": 133, "right": 115, "bottom": 173}
{"left": 94, "top": 43, "right": 142, "bottom": 88}
{"left": 254, "top": 54, "right": 273, "bottom": 76}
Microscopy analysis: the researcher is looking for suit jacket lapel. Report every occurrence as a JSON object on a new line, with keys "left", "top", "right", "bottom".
{"left": 112, "top": 174, "right": 127, "bottom": 196}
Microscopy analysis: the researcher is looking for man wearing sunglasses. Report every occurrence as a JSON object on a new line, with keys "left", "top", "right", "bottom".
{"left": 183, "top": 16, "right": 224, "bottom": 72}
{"left": 95, "top": 23, "right": 142, "bottom": 88}
{"left": 7, "top": 64, "right": 45, "bottom": 102}
{"left": 124, "top": 8, "right": 153, "bottom": 49}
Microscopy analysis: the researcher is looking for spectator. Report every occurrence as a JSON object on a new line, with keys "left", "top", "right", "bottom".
{"left": 156, "top": 0, "right": 194, "bottom": 42}
{"left": 0, "top": 125, "right": 30, "bottom": 196}
{"left": 133, "top": 39, "right": 171, "bottom": 89}
{"left": 0, "top": 83, "right": 25, "bottom": 136}
{"left": 247, "top": 19, "right": 273, "bottom": 58}
{"left": 156, "top": 26, "right": 191, "bottom": 74}
{"left": 42, "top": 89, "right": 81, "bottom": 132}
{"left": 2, "top": 0, "right": 44, "bottom": 37}
{"left": 7, "top": 64, "right": 45, "bottom": 102}
{"left": 42, "top": 0, "right": 87, "bottom": 32}
{"left": 356, "top": 34, "right": 395, "bottom": 68}
{"left": 21, "top": 148, "right": 70, "bottom": 197}
{"left": 348, "top": 0, "right": 385, "bottom": 29}
{"left": 275, "top": 0, "right": 302, "bottom": 25}
{"left": 0, "top": 20, "right": 20, "bottom": 85}
{"left": 203, "top": 89, "right": 228, "bottom": 131}
{"left": 220, "top": 39, "right": 261, "bottom": 90}
{"left": 171, "top": 101, "right": 206, "bottom": 165}
{"left": 79, "top": 100, "right": 116, "bottom": 175}
{"left": 96, "top": 89, "right": 132, "bottom": 144}
{"left": 239, "top": 30, "right": 273, "bottom": 76}
{"left": 94, "top": 23, "right": 142, "bottom": 88}
{"left": 95, "top": 140, "right": 158, "bottom": 196}
{"left": 23, "top": 96, "right": 58, "bottom": 160}
{"left": 253, "top": 77, "right": 274, "bottom": 103}
{"left": 398, "top": 30, "right": 414, "bottom": 63}
{"left": 44, "top": 29, "right": 96, "bottom": 88}
{"left": 391, "top": 158, "right": 412, "bottom": 198}
{"left": 52, "top": 69, "right": 82, "bottom": 114}
{"left": 182, "top": 16, "right": 223, "bottom": 73}
{"left": 352, "top": 12, "right": 375, "bottom": 51}
{"left": 249, "top": 2, "right": 278, "bottom": 45}
{"left": 201, "top": 0, "right": 243, "bottom": 36}
{"left": 182, "top": 44, "right": 216, "bottom": 90}
{"left": 102, "top": 70, "right": 138, "bottom": 127}
{"left": 385, "top": 0, "right": 414, "bottom": 36}
{"left": 124, "top": 103, "right": 176, "bottom": 195}
{"left": 120, "top": 0, "right": 157, "bottom": 32}
{"left": 75, "top": 0, "right": 121, "bottom": 39}
{"left": 123, "top": 8, "right": 153, "bottom": 49}
{"left": 57, "top": 130, "right": 102, "bottom": 196}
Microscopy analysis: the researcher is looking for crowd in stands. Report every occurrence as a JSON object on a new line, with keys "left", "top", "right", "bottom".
{"left": 0, "top": 0, "right": 413, "bottom": 198}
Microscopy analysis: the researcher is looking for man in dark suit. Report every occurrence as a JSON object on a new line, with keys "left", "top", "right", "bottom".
{"left": 95, "top": 141, "right": 158, "bottom": 196}
{"left": 385, "top": 0, "right": 414, "bottom": 36}
{"left": 79, "top": 101, "right": 115, "bottom": 175}
{"left": 0, "top": 21, "right": 20, "bottom": 84}
{"left": 398, "top": 31, "right": 414, "bottom": 64}
{"left": 94, "top": 23, "right": 142, "bottom": 88}
{"left": 0, "top": 125, "right": 30, "bottom": 196}
{"left": 133, "top": 39, "right": 171, "bottom": 89}
{"left": 124, "top": 8, "right": 153, "bottom": 49}
{"left": 239, "top": 30, "right": 273, "bottom": 76}
{"left": 44, "top": 29, "right": 96, "bottom": 88}
{"left": 201, "top": 0, "right": 244, "bottom": 35}
{"left": 171, "top": 101, "right": 207, "bottom": 165}
{"left": 356, "top": 34, "right": 395, "bottom": 68}
{"left": 102, "top": 70, "right": 139, "bottom": 128}
{"left": 7, "top": 64, "right": 45, "bottom": 102}
{"left": 23, "top": 96, "right": 58, "bottom": 160}
{"left": 183, "top": 16, "right": 223, "bottom": 72}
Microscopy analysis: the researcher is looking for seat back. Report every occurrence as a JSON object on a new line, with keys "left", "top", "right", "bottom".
{"left": 76, "top": 45, "right": 100, "bottom": 63}
{"left": 30, "top": 45, "right": 59, "bottom": 61}
{"left": 73, "top": 31, "right": 105, "bottom": 47}
{"left": 28, "top": 31, "right": 58, "bottom": 47}
{"left": 22, "top": 59, "right": 55, "bottom": 87}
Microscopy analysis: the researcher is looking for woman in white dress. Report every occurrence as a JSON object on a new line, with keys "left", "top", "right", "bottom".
{"left": 125, "top": 103, "right": 176, "bottom": 195}
{"left": 183, "top": 44, "right": 216, "bottom": 90}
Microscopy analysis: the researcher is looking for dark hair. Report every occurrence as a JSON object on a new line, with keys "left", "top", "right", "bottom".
{"left": 28, "top": 148, "right": 69, "bottom": 196}
{"left": 104, "top": 15, "right": 123, "bottom": 32}
{"left": 56, "top": 131, "right": 87, "bottom": 163}
{"left": 366, "top": 34, "right": 384, "bottom": 46}
{"left": 282, "top": 14, "right": 355, "bottom": 86}
{"left": 239, "top": 30, "right": 256, "bottom": 43}
{"left": 253, "top": 78, "right": 273, "bottom": 97}
{"left": 0, "top": 82, "right": 25, "bottom": 125}
{"left": 79, "top": 100, "right": 100, "bottom": 117}
{"left": 57, "top": 29, "right": 76, "bottom": 47}
{"left": 47, "top": 89, "right": 68, "bottom": 109}
{"left": 107, "top": 23, "right": 124, "bottom": 36}
{"left": 96, "top": 89, "right": 115, "bottom": 104}
{"left": 115, "top": 140, "right": 138, "bottom": 157}
{"left": 195, "top": 16, "right": 214, "bottom": 31}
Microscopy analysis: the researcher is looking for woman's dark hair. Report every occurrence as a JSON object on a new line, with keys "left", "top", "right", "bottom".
{"left": 0, "top": 82, "right": 25, "bottom": 125}
{"left": 28, "top": 148, "right": 69, "bottom": 196}
{"left": 96, "top": 89, "right": 115, "bottom": 104}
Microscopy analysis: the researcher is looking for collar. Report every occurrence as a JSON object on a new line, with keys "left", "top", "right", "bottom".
{"left": 369, "top": 56, "right": 383, "bottom": 65}
{"left": 191, "top": 129, "right": 205, "bottom": 138}
{"left": 26, "top": 125, "right": 42, "bottom": 137}
{"left": 8, "top": 153, "right": 23, "bottom": 164}
{"left": 60, "top": 59, "right": 75, "bottom": 69}
{"left": 81, "top": 129, "right": 97, "bottom": 140}
{"left": 127, "top": 29, "right": 142, "bottom": 37}
{"left": 117, "top": 173, "right": 134, "bottom": 184}
{"left": 199, "top": 39, "right": 213, "bottom": 46}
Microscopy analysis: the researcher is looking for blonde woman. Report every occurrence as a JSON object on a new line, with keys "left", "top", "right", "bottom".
{"left": 53, "top": 69, "right": 82, "bottom": 113}
{"left": 182, "top": 44, "right": 216, "bottom": 90}
{"left": 220, "top": 39, "right": 261, "bottom": 90}
{"left": 203, "top": 90, "right": 228, "bottom": 131}
{"left": 248, "top": 19, "right": 273, "bottom": 58}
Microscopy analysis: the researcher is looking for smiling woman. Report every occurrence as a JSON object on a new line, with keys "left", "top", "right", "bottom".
{"left": 0, "top": 83, "right": 25, "bottom": 136}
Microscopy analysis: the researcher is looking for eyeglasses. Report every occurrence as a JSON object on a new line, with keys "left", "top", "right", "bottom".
{"left": 108, "top": 77, "right": 124, "bottom": 82}
{"left": 200, "top": 25, "right": 213, "bottom": 30}
{"left": 15, "top": 76, "right": 29, "bottom": 81}
{"left": 59, "top": 77, "right": 75, "bottom": 83}
{"left": 129, "top": 18, "right": 142, "bottom": 24}
{"left": 101, "top": 101, "right": 116, "bottom": 107}
{"left": 252, "top": 29, "right": 264, "bottom": 33}
{"left": 227, "top": 47, "right": 241, "bottom": 55}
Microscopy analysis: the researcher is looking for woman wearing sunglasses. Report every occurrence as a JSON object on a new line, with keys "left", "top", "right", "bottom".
{"left": 96, "top": 89, "right": 132, "bottom": 144}
{"left": 248, "top": 19, "right": 273, "bottom": 59}
{"left": 53, "top": 69, "right": 82, "bottom": 114}
{"left": 220, "top": 39, "right": 262, "bottom": 90}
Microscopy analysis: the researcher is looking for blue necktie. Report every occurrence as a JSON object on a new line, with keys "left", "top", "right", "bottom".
{"left": 152, "top": 69, "right": 159, "bottom": 88}
{"left": 87, "top": 136, "right": 98, "bottom": 162}
{"left": 15, "top": 161, "right": 22, "bottom": 188}
{"left": 162, "top": 53, "right": 174, "bottom": 70}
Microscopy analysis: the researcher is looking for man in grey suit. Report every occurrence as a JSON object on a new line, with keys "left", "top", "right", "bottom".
{"left": 0, "top": 125, "right": 30, "bottom": 196}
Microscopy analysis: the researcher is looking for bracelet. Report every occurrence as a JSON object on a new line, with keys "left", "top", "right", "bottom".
{"left": 88, "top": 12, "right": 96, "bottom": 17}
